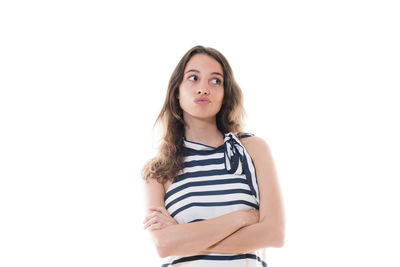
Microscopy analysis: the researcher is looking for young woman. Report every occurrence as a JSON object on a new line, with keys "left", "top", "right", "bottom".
{"left": 141, "top": 45, "right": 285, "bottom": 267}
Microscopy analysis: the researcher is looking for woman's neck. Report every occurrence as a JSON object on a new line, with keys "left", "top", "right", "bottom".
{"left": 183, "top": 117, "right": 224, "bottom": 148}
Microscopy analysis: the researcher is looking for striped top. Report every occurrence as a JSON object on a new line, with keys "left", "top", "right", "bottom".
{"left": 162, "top": 131, "right": 267, "bottom": 267}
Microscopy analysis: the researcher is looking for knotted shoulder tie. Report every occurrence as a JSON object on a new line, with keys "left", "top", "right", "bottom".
{"left": 223, "top": 132, "right": 259, "bottom": 205}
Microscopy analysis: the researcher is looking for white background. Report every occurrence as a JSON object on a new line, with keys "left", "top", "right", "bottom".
{"left": 1, "top": 0, "right": 399, "bottom": 266}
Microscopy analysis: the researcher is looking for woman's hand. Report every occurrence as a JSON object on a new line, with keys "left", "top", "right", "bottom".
{"left": 143, "top": 206, "right": 178, "bottom": 231}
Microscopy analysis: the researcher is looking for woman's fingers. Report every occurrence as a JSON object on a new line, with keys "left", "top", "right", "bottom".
{"left": 149, "top": 207, "right": 178, "bottom": 224}
{"left": 143, "top": 210, "right": 160, "bottom": 223}
{"left": 149, "top": 206, "right": 170, "bottom": 217}
{"left": 143, "top": 210, "right": 177, "bottom": 230}
{"left": 143, "top": 218, "right": 167, "bottom": 230}
{"left": 143, "top": 206, "right": 178, "bottom": 231}
{"left": 148, "top": 223, "right": 162, "bottom": 230}
{"left": 143, "top": 216, "right": 158, "bottom": 229}
{"left": 143, "top": 209, "right": 167, "bottom": 224}
{"left": 144, "top": 217, "right": 169, "bottom": 230}
{"left": 145, "top": 206, "right": 176, "bottom": 222}
{"left": 143, "top": 213, "right": 167, "bottom": 228}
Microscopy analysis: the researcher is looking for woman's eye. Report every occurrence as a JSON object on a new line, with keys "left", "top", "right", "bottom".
{"left": 188, "top": 75, "right": 198, "bottom": 81}
{"left": 211, "top": 78, "right": 222, "bottom": 85}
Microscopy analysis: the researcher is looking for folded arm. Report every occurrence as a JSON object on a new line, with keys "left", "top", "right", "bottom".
{"left": 203, "top": 136, "right": 286, "bottom": 254}
{"left": 142, "top": 178, "right": 259, "bottom": 258}
{"left": 202, "top": 221, "right": 284, "bottom": 254}
{"left": 151, "top": 209, "right": 255, "bottom": 257}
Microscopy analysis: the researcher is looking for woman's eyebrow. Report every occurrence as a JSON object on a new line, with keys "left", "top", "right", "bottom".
{"left": 185, "top": 69, "right": 223, "bottom": 77}
{"left": 211, "top": 72, "right": 223, "bottom": 77}
{"left": 185, "top": 69, "right": 200, "bottom": 74}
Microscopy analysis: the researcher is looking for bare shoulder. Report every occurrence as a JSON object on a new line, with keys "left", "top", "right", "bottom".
{"left": 238, "top": 134, "right": 272, "bottom": 160}
{"left": 238, "top": 134, "right": 277, "bottom": 181}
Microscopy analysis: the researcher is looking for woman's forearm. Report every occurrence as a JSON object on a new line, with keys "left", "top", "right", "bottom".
{"left": 153, "top": 210, "right": 250, "bottom": 257}
{"left": 203, "top": 222, "right": 284, "bottom": 254}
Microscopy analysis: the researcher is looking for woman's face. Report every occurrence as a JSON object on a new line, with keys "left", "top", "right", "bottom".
{"left": 178, "top": 53, "right": 224, "bottom": 122}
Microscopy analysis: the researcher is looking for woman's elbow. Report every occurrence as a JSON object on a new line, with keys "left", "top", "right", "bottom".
{"left": 272, "top": 228, "right": 285, "bottom": 248}
{"left": 273, "top": 237, "right": 285, "bottom": 248}
{"left": 152, "top": 227, "right": 187, "bottom": 258}
{"left": 153, "top": 232, "right": 172, "bottom": 258}
{"left": 156, "top": 245, "right": 169, "bottom": 258}
{"left": 263, "top": 225, "right": 285, "bottom": 248}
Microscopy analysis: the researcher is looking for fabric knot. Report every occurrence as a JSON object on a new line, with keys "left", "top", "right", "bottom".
{"left": 224, "top": 133, "right": 245, "bottom": 175}
{"left": 223, "top": 132, "right": 258, "bottom": 202}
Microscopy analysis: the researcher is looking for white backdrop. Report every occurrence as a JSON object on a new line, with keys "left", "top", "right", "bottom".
{"left": 1, "top": 0, "right": 399, "bottom": 266}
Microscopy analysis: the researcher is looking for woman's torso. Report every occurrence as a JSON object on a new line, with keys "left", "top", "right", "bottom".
{"left": 160, "top": 132, "right": 267, "bottom": 267}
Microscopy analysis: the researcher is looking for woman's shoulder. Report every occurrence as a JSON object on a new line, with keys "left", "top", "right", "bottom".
{"left": 234, "top": 132, "right": 271, "bottom": 159}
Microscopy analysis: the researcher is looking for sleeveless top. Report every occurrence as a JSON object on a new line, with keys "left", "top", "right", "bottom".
{"left": 161, "top": 131, "right": 267, "bottom": 267}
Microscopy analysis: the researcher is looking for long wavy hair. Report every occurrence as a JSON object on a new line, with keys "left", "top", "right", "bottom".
{"left": 141, "top": 45, "right": 247, "bottom": 184}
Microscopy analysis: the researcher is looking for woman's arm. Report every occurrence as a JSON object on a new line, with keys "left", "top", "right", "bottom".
{"left": 202, "top": 136, "right": 286, "bottom": 254}
{"left": 202, "top": 221, "right": 283, "bottom": 254}
{"left": 142, "top": 177, "right": 259, "bottom": 258}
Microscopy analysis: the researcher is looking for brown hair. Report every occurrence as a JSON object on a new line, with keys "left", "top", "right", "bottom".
{"left": 141, "top": 45, "right": 247, "bottom": 184}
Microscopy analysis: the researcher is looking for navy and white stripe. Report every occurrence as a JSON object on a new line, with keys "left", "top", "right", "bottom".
{"left": 162, "top": 131, "right": 267, "bottom": 267}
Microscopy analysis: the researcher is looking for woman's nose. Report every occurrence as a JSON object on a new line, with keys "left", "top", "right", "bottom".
{"left": 197, "top": 85, "right": 210, "bottom": 95}
{"left": 197, "top": 89, "right": 209, "bottom": 95}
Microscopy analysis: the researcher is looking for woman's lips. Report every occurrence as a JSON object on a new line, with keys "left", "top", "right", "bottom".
{"left": 194, "top": 97, "right": 211, "bottom": 105}
{"left": 194, "top": 100, "right": 210, "bottom": 105}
